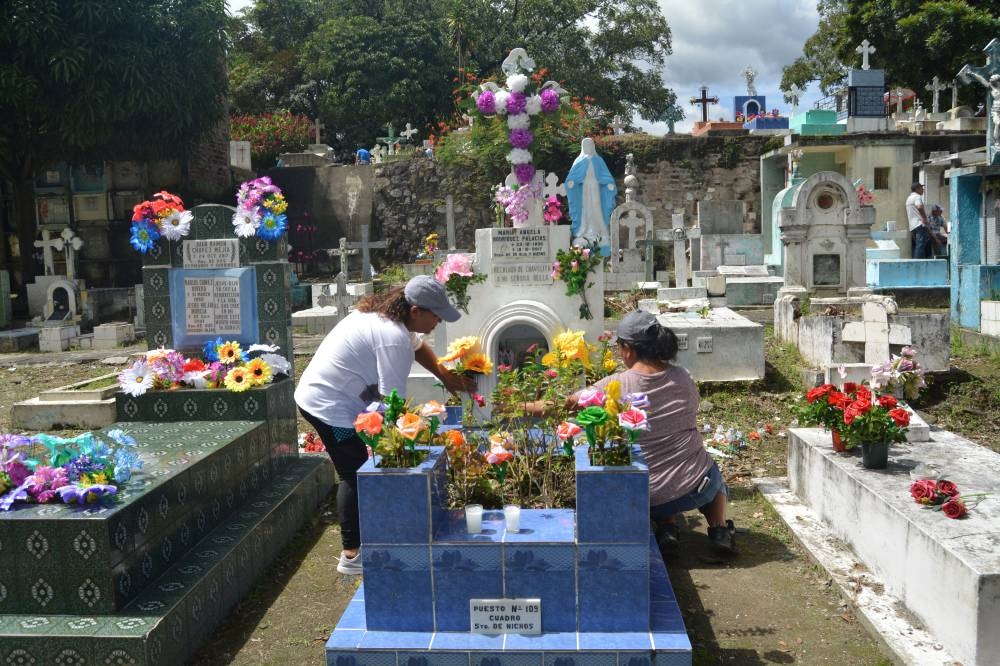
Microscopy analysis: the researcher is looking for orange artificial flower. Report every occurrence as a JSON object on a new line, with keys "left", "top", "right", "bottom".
{"left": 396, "top": 413, "right": 428, "bottom": 441}
{"left": 445, "top": 429, "right": 466, "bottom": 449}
{"left": 354, "top": 411, "right": 384, "bottom": 437}
{"left": 464, "top": 353, "right": 493, "bottom": 374}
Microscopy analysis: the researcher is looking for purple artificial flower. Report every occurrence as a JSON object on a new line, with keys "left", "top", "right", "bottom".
{"left": 3, "top": 458, "right": 30, "bottom": 486}
{"left": 506, "top": 92, "right": 527, "bottom": 115}
{"left": 514, "top": 163, "right": 536, "bottom": 186}
{"left": 57, "top": 483, "right": 118, "bottom": 505}
{"left": 540, "top": 88, "right": 561, "bottom": 113}
{"left": 476, "top": 90, "right": 496, "bottom": 115}
{"left": 0, "top": 434, "right": 32, "bottom": 450}
{"left": 26, "top": 466, "right": 70, "bottom": 503}
{"left": 625, "top": 392, "right": 650, "bottom": 409}
{"left": 509, "top": 128, "right": 534, "bottom": 150}
{"left": 0, "top": 481, "right": 30, "bottom": 511}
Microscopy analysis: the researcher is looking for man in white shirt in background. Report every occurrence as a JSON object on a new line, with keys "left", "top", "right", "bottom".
{"left": 906, "top": 182, "right": 939, "bottom": 259}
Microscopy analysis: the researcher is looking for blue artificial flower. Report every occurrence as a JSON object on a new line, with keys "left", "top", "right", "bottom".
{"left": 257, "top": 212, "right": 287, "bottom": 242}
{"left": 57, "top": 483, "right": 118, "bottom": 505}
{"left": 113, "top": 448, "right": 143, "bottom": 483}
{"left": 202, "top": 336, "right": 223, "bottom": 362}
{"left": 129, "top": 219, "right": 161, "bottom": 254}
{"left": 106, "top": 429, "right": 137, "bottom": 448}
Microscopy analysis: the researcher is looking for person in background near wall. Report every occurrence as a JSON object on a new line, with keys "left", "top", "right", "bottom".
{"left": 294, "top": 276, "right": 475, "bottom": 575}
{"left": 355, "top": 147, "right": 372, "bottom": 165}
{"left": 928, "top": 204, "right": 949, "bottom": 257}
{"left": 523, "top": 310, "right": 737, "bottom": 557}
{"left": 906, "top": 182, "right": 940, "bottom": 259}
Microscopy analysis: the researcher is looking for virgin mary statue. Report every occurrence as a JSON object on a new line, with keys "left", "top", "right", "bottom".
{"left": 564, "top": 138, "right": 618, "bottom": 256}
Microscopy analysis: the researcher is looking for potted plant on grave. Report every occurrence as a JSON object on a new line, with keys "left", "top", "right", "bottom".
{"left": 837, "top": 385, "right": 911, "bottom": 469}
{"left": 793, "top": 383, "right": 851, "bottom": 452}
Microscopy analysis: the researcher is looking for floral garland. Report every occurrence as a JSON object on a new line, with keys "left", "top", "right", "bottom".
{"left": 118, "top": 342, "right": 291, "bottom": 396}
{"left": 232, "top": 176, "right": 288, "bottom": 241}
{"left": 550, "top": 243, "right": 603, "bottom": 319}
{"left": 130, "top": 191, "right": 191, "bottom": 253}
{"left": 0, "top": 429, "right": 143, "bottom": 510}
{"left": 473, "top": 47, "right": 565, "bottom": 187}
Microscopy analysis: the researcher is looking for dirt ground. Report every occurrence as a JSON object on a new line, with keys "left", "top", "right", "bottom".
{"left": 6, "top": 323, "right": 999, "bottom": 665}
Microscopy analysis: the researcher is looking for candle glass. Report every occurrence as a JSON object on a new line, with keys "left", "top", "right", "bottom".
{"left": 504, "top": 504, "right": 521, "bottom": 533}
{"left": 465, "top": 504, "right": 483, "bottom": 534}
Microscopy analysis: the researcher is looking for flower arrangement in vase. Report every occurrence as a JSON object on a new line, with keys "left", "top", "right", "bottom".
{"left": 435, "top": 253, "right": 487, "bottom": 314}
{"left": 415, "top": 233, "right": 438, "bottom": 263}
{"left": 232, "top": 176, "right": 288, "bottom": 241}
{"left": 838, "top": 386, "right": 910, "bottom": 469}
{"left": 353, "top": 390, "right": 450, "bottom": 468}
{"left": 129, "top": 191, "right": 191, "bottom": 253}
{"left": 556, "top": 380, "right": 649, "bottom": 466}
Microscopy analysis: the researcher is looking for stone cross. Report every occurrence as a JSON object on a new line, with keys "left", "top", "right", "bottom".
{"left": 708, "top": 236, "right": 731, "bottom": 269}
{"left": 33, "top": 229, "right": 63, "bottom": 276}
{"left": 690, "top": 86, "right": 719, "bottom": 124}
{"left": 669, "top": 213, "right": 700, "bottom": 288}
{"left": 610, "top": 116, "right": 626, "bottom": 135}
{"left": 841, "top": 301, "right": 912, "bottom": 365}
{"left": 444, "top": 195, "right": 457, "bottom": 249}
{"left": 856, "top": 39, "right": 876, "bottom": 70}
{"left": 400, "top": 122, "right": 419, "bottom": 142}
{"left": 740, "top": 65, "right": 758, "bottom": 96}
{"left": 327, "top": 237, "right": 358, "bottom": 278}
{"left": 59, "top": 227, "right": 84, "bottom": 281}
{"left": 925, "top": 76, "right": 947, "bottom": 114}
{"left": 951, "top": 79, "right": 959, "bottom": 110}
{"left": 635, "top": 232, "right": 672, "bottom": 283}
{"left": 787, "top": 83, "right": 803, "bottom": 116}
{"left": 376, "top": 124, "right": 400, "bottom": 148}
{"left": 312, "top": 117, "right": 325, "bottom": 144}
{"left": 346, "top": 225, "right": 388, "bottom": 281}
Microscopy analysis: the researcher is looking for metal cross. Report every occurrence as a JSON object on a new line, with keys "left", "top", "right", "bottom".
{"left": 856, "top": 39, "right": 876, "bottom": 70}
{"left": 689, "top": 86, "right": 719, "bottom": 123}
{"left": 925, "top": 76, "right": 947, "bottom": 114}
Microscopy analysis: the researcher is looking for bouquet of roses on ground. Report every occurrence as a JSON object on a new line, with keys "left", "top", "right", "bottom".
{"left": 118, "top": 341, "right": 291, "bottom": 396}
{"left": 551, "top": 243, "right": 603, "bottom": 319}
{"left": 909, "top": 478, "right": 988, "bottom": 519}
{"left": 130, "top": 191, "right": 192, "bottom": 253}
{"left": 232, "top": 176, "right": 288, "bottom": 241}
{"left": 0, "top": 429, "right": 143, "bottom": 511}
{"left": 555, "top": 380, "right": 649, "bottom": 465}
{"left": 435, "top": 253, "right": 487, "bottom": 314}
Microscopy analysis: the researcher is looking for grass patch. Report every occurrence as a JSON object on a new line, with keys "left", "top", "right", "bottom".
{"left": 66, "top": 374, "right": 119, "bottom": 391}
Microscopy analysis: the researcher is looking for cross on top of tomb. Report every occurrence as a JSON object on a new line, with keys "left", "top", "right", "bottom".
{"left": 786, "top": 83, "right": 803, "bottom": 115}
{"left": 856, "top": 39, "right": 876, "bottom": 70}
{"left": 376, "top": 124, "right": 400, "bottom": 147}
{"left": 958, "top": 38, "right": 1000, "bottom": 164}
{"left": 925, "top": 76, "right": 947, "bottom": 114}
{"left": 59, "top": 227, "right": 84, "bottom": 281}
{"left": 610, "top": 116, "right": 626, "bottom": 135}
{"left": 312, "top": 118, "right": 325, "bottom": 144}
{"left": 34, "top": 229, "right": 64, "bottom": 276}
{"left": 690, "top": 86, "right": 719, "bottom": 124}
{"left": 400, "top": 123, "right": 419, "bottom": 142}
{"left": 346, "top": 225, "right": 388, "bottom": 281}
{"left": 894, "top": 87, "right": 906, "bottom": 115}
{"left": 842, "top": 301, "right": 912, "bottom": 365}
{"left": 327, "top": 237, "right": 359, "bottom": 278}
{"left": 542, "top": 172, "right": 566, "bottom": 200}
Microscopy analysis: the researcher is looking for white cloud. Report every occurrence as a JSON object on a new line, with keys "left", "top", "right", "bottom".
{"left": 639, "top": 0, "right": 823, "bottom": 134}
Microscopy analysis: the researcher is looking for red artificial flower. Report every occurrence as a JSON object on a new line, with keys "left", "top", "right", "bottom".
{"left": 183, "top": 358, "right": 207, "bottom": 373}
{"left": 806, "top": 384, "right": 835, "bottom": 403}
{"left": 828, "top": 391, "right": 848, "bottom": 408}
{"left": 910, "top": 479, "right": 938, "bottom": 504}
{"left": 935, "top": 479, "right": 959, "bottom": 497}
{"left": 942, "top": 497, "right": 967, "bottom": 519}
{"left": 888, "top": 407, "right": 910, "bottom": 427}
{"left": 843, "top": 382, "right": 858, "bottom": 394}
{"left": 878, "top": 394, "right": 898, "bottom": 409}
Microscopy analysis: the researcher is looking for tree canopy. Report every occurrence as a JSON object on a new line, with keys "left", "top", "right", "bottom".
{"left": 228, "top": 0, "right": 678, "bottom": 147}
{"left": 781, "top": 0, "right": 1000, "bottom": 105}
{"left": 0, "top": 0, "right": 228, "bottom": 283}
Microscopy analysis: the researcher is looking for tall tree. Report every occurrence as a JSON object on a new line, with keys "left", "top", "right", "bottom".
{"left": 0, "top": 0, "right": 227, "bottom": 291}
{"left": 782, "top": 0, "right": 1000, "bottom": 104}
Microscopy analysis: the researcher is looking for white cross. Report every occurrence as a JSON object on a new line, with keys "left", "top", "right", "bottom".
{"left": 400, "top": 123, "right": 419, "bottom": 142}
{"left": 327, "top": 237, "right": 358, "bottom": 278}
{"left": 841, "top": 302, "right": 912, "bottom": 365}
{"left": 925, "top": 76, "right": 947, "bottom": 114}
{"left": 617, "top": 210, "right": 648, "bottom": 252}
{"left": 856, "top": 39, "right": 876, "bottom": 70}
{"left": 34, "top": 230, "right": 63, "bottom": 276}
{"left": 787, "top": 83, "right": 803, "bottom": 116}
{"left": 542, "top": 172, "right": 565, "bottom": 199}
{"left": 670, "top": 214, "right": 700, "bottom": 288}
{"left": 59, "top": 227, "right": 84, "bottom": 281}
{"left": 894, "top": 87, "right": 906, "bottom": 116}
{"left": 610, "top": 116, "right": 626, "bottom": 135}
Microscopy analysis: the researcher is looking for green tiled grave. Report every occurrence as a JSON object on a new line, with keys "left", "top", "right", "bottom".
{"left": 0, "top": 456, "right": 335, "bottom": 666}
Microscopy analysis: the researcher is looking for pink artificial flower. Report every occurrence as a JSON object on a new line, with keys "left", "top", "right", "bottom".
{"left": 577, "top": 389, "right": 606, "bottom": 408}
{"left": 618, "top": 409, "right": 650, "bottom": 431}
{"left": 555, "top": 421, "right": 583, "bottom": 441}
{"left": 571, "top": 260, "right": 579, "bottom": 269}
{"left": 473, "top": 393, "right": 486, "bottom": 407}
{"left": 582, "top": 248, "right": 591, "bottom": 258}
{"left": 435, "top": 253, "right": 474, "bottom": 282}
{"left": 486, "top": 443, "right": 514, "bottom": 465}
{"left": 544, "top": 369, "right": 558, "bottom": 378}
{"left": 526, "top": 343, "right": 538, "bottom": 353}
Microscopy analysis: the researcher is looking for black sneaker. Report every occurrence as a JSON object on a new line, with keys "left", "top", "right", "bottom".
{"left": 708, "top": 519, "right": 737, "bottom": 555}
{"left": 655, "top": 522, "right": 680, "bottom": 556}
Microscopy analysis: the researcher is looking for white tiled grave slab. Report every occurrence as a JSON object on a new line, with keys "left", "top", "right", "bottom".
{"left": 656, "top": 307, "right": 764, "bottom": 381}
{"left": 787, "top": 428, "right": 1000, "bottom": 666}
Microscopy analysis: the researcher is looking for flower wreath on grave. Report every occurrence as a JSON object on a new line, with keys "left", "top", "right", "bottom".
{"left": 434, "top": 253, "right": 487, "bottom": 314}
{"left": 0, "top": 429, "right": 143, "bottom": 510}
{"left": 550, "top": 242, "right": 603, "bottom": 319}
{"left": 117, "top": 341, "right": 291, "bottom": 396}
{"left": 129, "top": 190, "right": 192, "bottom": 253}
{"left": 232, "top": 176, "right": 288, "bottom": 241}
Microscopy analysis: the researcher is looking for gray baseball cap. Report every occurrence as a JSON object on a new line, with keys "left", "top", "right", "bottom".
{"left": 404, "top": 275, "right": 461, "bottom": 322}
{"left": 616, "top": 310, "right": 660, "bottom": 344}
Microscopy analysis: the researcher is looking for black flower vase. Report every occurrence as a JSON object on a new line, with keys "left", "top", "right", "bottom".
{"left": 860, "top": 441, "right": 889, "bottom": 469}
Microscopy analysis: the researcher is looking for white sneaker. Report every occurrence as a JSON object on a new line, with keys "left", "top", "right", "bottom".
{"left": 337, "top": 551, "right": 363, "bottom": 575}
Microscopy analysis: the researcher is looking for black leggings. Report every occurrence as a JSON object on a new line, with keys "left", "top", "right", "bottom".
{"left": 299, "top": 408, "right": 369, "bottom": 550}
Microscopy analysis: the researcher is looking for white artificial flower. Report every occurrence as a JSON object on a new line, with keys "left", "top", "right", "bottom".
{"left": 507, "top": 148, "right": 533, "bottom": 165}
{"left": 525, "top": 95, "right": 542, "bottom": 115}
{"left": 261, "top": 353, "right": 291, "bottom": 376}
{"left": 119, "top": 361, "right": 154, "bottom": 397}
{"left": 232, "top": 207, "right": 260, "bottom": 238}
{"left": 183, "top": 370, "right": 210, "bottom": 389}
{"left": 248, "top": 343, "right": 280, "bottom": 354}
{"left": 494, "top": 90, "right": 510, "bottom": 115}
{"left": 506, "top": 73, "right": 528, "bottom": 93}
{"left": 507, "top": 113, "right": 530, "bottom": 130}
{"left": 160, "top": 210, "right": 192, "bottom": 241}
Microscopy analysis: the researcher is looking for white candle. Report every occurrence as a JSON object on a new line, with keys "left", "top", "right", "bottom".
{"left": 504, "top": 504, "right": 521, "bottom": 533}
{"left": 465, "top": 504, "right": 483, "bottom": 534}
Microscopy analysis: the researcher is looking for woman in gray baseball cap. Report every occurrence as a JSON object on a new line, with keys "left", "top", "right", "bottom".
{"left": 295, "top": 275, "right": 474, "bottom": 574}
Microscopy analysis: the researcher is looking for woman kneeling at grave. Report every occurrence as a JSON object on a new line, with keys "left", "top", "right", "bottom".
{"left": 295, "top": 276, "right": 475, "bottom": 575}
{"left": 525, "top": 310, "right": 736, "bottom": 556}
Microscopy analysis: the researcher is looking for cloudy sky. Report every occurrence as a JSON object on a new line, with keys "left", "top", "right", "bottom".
{"left": 226, "top": 0, "right": 825, "bottom": 134}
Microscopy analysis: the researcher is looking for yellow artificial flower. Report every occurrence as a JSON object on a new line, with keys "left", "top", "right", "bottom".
{"left": 218, "top": 341, "right": 243, "bottom": 365}
{"left": 440, "top": 336, "right": 482, "bottom": 362}
{"left": 224, "top": 367, "right": 252, "bottom": 392}
{"left": 264, "top": 194, "right": 288, "bottom": 214}
{"left": 603, "top": 350, "right": 618, "bottom": 372}
{"left": 83, "top": 472, "right": 109, "bottom": 486}
{"left": 464, "top": 353, "right": 493, "bottom": 374}
{"left": 544, "top": 330, "right": 593, "bottom": 369}
{"left": 245, "top": 358, "right": 273, "bottom": 385}
{"left": 605, "top": 380, "right": 621, "bottom": 403}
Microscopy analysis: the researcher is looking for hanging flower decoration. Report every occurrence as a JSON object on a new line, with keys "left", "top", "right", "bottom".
{"left": 472, "top": 47, "right": 567, "bottom": 188}
{"left": 130, "top": 191, "right": 191, "bottom": 253}
{"left": 233, "top": 176, "right": 288, "bottom": 241}
{"left": 435, "top": 253, "right": 487, "bottom": 314}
